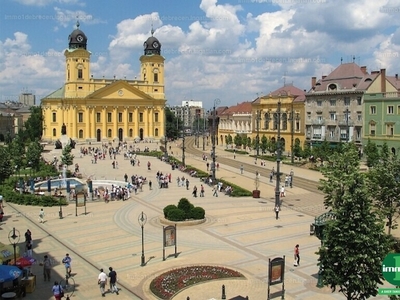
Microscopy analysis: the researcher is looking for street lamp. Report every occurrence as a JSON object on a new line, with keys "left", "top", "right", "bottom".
{"left": 8, "top": 228, "right": 20, "bottom": 266}
{"left": 211, "top": 98, "right": 221, "bottom": 183}
{"left": 275, "top": 98, "right": 282, "bottom": 208}
{"left": 289, "top": 101, "right": 295, "bottom": 164}
{"left": 256, "top": 110, "right": 261, "bottom": 159}
{"left": 182, "top": 102, "right": 189, "bottom": 166}
{"left": 138, "top": 211, "right": 147, "bottom": 266}
{"left": 203, "top": 110, "right": 206, "bottom": 151}
{"left": 164, "top": 104, "right": 169, "bottom": 158}
{"left": 59, "top": 194, "right": 63, "bottom": 219}
{"left": 345, "top": 107, "right": 350, "bottom": 143}
{"left": 197, "top": 111, "right": 200, "bottom": 148}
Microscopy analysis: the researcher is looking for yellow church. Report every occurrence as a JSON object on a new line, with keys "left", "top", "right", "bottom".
{"left": 41, "top": 22, "right": 166, "bottom": 143}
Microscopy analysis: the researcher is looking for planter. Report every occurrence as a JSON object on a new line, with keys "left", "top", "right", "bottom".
{"left": 252, "top": 190, "right": 260, "bottom": 198}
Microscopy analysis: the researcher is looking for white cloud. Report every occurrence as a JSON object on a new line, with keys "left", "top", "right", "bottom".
{"left": 53, "top": 7, "right": 103, "bottom": 28}
{"left": 13, "top": 0, "right": 81, "bottom": 6}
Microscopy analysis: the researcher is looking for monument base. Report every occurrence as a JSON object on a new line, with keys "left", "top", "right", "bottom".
{"left": 60, "top": 135, "right": 70, "bottom": 148}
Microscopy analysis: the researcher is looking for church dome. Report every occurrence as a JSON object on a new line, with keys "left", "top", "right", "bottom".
{"left": 68, "top": 21, "right": 87, "bottom": 50}
{"left": 143, "top": 29, "right": 161, "bottom": 55}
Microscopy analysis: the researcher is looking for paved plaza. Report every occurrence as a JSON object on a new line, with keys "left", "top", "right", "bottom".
{"left": 0, "top": 139, "right": 391, "bottom": 299}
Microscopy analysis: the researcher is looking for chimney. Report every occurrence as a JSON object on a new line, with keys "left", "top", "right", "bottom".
{"left": 360, "top": 66, "right": 367, "bottom": 74}
{"left": 381, "top": 68, "right": 386, "bottom": 93}
{"left": 311, "top": 76, "right": 316, "bottom": 87}
{"left": 322, "top": 75, "right": 327, "bottom": 79}
{"left": 396, "top": 74, "right": 398, "bottom": 80}
{"left": 371, "top": 71, "right": 380, "bottom": 74}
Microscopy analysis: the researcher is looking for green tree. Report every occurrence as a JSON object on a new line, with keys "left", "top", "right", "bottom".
{"left": 302, "top": 142, "right": 312, "bottom": 159}
{"left": 226, "top": 134, "right": 233, "bottom": 146}
{"left": 234, "top": 134, "right": 242, "bottom": 147}
{"left": 363, "top": 138, "right": 380, "bottom": 167}
{"left": 22, "top": 106, "right": 43, "bottom": 142}
{"left": 318, "top": 143, "right": 391, "bottom": 299}
{"left": 25, "top": 140, "right": 43, "bottom": 171}
{"left": 165, "top": 107, "right": 180, "bottom": 139}
{"left": 60, "top": 144, "right": 74, "bottom": 168}
{"left": 293, "top": 138, "right": 302, "bottom": 157}
{"left": 260, "top": 135, "right": 268, "bottom": 154}
{"left": 367, "top": 150, "right": 400, "bottom": 234}
{"left": 0, "top": 146, "right": 13, "bottom": 183}
{"left": 380, "top": 142, "right": 389, "bottom": 158}
{"left": 9, "top": 134, "right": 25, "bottom": 172}
{"left": 246, "top": 136, "right": 251, "bottom": 149}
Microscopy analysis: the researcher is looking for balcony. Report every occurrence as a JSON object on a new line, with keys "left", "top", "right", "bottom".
{"left": 325, "top": 119, "right": 337, "bottom": 125}
{"left": 311, "top": 119, "right": 325, "bottom": 125}
{"left": 338, "top": 120, "right": 353, "bottom": 126}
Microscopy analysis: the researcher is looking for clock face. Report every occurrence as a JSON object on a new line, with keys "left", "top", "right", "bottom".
{"left": 76, "top": 35, "right": 83, "bottom": 42}
{"left": 143, "top": 42, "right": 147, "bottom": 49}
{"left": 118, "top": 89, "right": 124, "bottom": 96}
{"left": 152, "top": 41, "right": 159, "bottom": 48}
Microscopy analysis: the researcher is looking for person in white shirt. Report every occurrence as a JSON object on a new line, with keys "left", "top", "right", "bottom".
{"left": 98, "top": 268, "right": 108, "bottom": 297}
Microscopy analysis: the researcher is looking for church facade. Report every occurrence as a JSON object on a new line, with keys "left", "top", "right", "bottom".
{"left": 41, "top": 22, "right": 166, "bottom": 143}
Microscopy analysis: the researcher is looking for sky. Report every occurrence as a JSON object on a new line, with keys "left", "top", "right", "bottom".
{"left": 2, "top": 0, "right": 400, "bottom": 109}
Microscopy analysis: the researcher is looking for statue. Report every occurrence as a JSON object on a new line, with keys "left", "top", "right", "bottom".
{"left": 61, "top": 123, "right": 67, "bottom": 135}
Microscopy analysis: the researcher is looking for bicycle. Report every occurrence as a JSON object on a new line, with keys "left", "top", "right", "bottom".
{"left": 59, "top": 276, "right": 76, "bottom": 300}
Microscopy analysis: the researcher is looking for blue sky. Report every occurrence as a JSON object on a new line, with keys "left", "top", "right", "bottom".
{"left": 2, "top": 0, "right": 400, "bottom": 109}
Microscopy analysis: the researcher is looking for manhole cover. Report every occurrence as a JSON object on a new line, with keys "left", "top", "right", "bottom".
{"left": 295, "top": 199, "right": 301, "bottom": 201}
{"left": 288, "top": 204, "right": 294, "bottom": 206}
{"left": 297, "top": 214, "right": 304, "bottom": 217}
{"left": 275, "top": 225, "right": 283, "bottom": 228}
{"left": 258, "top": 201, "right": 267, "bottom": 204}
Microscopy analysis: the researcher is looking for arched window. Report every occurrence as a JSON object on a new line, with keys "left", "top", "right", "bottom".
{"left": 155, "top": 128, "right": 159, "bottom": 137}
{"left": 129, "top": 129, "right": 133, "bottom": 137}
{"left": 273, "top": 113, "right": 278, "bottom": 130}
{"left": 52, "top": 128, "right": 56, "bottom": 137}
{"left": 78, "top": 130, "right": 83, "bottom": 139}
{"left": 282, "top": 113, "right": 287, "bottom": 130}
{"left": 264, "top": 113, "right": 270, "bottom": 129}
{"left": 108, "top": 129, "right": 112, "bottom": 138}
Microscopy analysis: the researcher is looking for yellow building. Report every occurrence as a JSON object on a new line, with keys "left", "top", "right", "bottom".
{"left": 42, "top": 22, "right": 166, "bottom": 143}
{"left": 251, "top": 84, "right": 306, "bottom": 155}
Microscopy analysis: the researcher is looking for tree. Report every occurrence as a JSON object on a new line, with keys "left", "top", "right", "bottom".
{"left": 25, "top": 140, "right": 43, "bottom": 171}
{"left": 0, "top": 146, "right": 13, "bottom": 183}
{"left": 21, "top": 106, "right": 43, "bottom": 142}
{"left": 293, "top": 138, "right": 302, "bottom": 158}
{"left": 246, "top": 136, "right": 252, "bottom": 149}
{"left": 60, "top": 144, "right": 74, "bottom": 168}
{"left": 234, "top": 134, "right": 242, "bottom": 147}
{"left": 367, "top": 150, "right": 400, "bottom": 234}
{"left": 318, "top": 143, "right": 392, "bottom": 299}
{"left": 260, "top": 135, "right": 268, "bottom": 154}
{"left": 165, "top": 107, "right": 180, "bottom": 139}
{"left": 363, "top": 138, "right": 380, "bottom": 168}
{"left": 9, "top": 134, "right": 25, "bottom": 172}
{"left": 380, "top": 142, "right": 389, "bottom": 158}
{"left": 226, "top": 134, "right": 233, "bottom": 146}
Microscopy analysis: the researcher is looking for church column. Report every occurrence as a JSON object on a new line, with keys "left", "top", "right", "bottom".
{"left": 148, "top": 107, "right": 154, "bottom": 138}
{"left": 72, "top": 105, "right": 77, "bottom": 139}
{"left": 135, "top": 106, "right": 140, "bottom": 138}
{"left": 102, "top": 106, "right": 107, "bottom": 140}
{"left": 85, "top": 107, "right": 90, "bottom": 140}
{"left": 113, "top": 107, "right": 118, "bottom": 140}
{"left": 124, "top": 107, "right": 129, "bottom": 140}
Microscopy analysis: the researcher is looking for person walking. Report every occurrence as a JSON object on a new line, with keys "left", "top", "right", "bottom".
{"left": 124, "top": 173, "right": 128, "bottom": 182}
{"left": 98, "top": 268, "right": 108, "bottom": 297}
{"left": 186, "top": 179, "right": 190, "bottom": 190}
{"left": 206, "top": 162, "right": 210, "bottom": 171}
{"left": 149, "top": 180, "right": 152, "bottom": 190}
{"left": 52, "top": 281, "right": 63, "bottom": 300}
{"left": 294, "top": 244, "right": 300, "bottom": 266}
{"left": 108, "top": 267, "right": 119, "bottom": 295}
{"left": 269, "top": 171, "right": 274, "bottom": 183}
{"left": 26, "top": 241, "right": 33, "bottom": 257}
{"left": 240, "top": 164, "right": 244, "bottom": 174}
{"left": 212, "top": 184, "right": 218, "bottom": 197}
{"left": 192, "top": 186, "right": 198, "bottom": 197}
{"left": 43, "top": 255, "right": 52, "bottom": 282}
{"left": 274, "top": 205, "right": 280, "bottom": 220}
{"left": 200, "top": 184, "right": 205, "bottom": 197}
{"left": 39, "top": 208, "right": 45, "bottom": 223}
{"left": 25, "top": 229, "right": 32, "bottom": 244}
{"left": 280, "top": 185, "right": 285, "bottom": 198}
{"left": 62, "top": 253, "right": 72, "bottom": 277}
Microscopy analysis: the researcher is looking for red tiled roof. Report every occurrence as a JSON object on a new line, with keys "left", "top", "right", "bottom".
{"left": 270, "top": 83, "right": 306, "bottom": 97}
{"left": 220, "top": 102, "right": 252, "bottom": 116}
{"left": 386, "top": 76, "right": 400, "bottom": 90}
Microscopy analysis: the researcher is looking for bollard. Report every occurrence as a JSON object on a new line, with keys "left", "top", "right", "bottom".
{"left": 187, "top": 297, "right": 190, "bottom": 300}
{"left": 222, "top": 284, "right": 226, "bottom": 299}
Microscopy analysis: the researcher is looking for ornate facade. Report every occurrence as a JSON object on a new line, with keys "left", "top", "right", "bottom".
{"left": 42, "top": 23, "right": 166, "bottom": 143}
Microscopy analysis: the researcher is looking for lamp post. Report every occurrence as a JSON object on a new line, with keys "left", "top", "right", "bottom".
{"left": 59, "top": 194, "right": 63, "bottom": 219}
{"left": 197, "top": 111, "right": 200, "bottom": 148}
{"left": 138, "top": 211, "right": 147, "bottom": 266}
{"left": 290, "top": 101, "right": 295, "bottom": 164}
{"left": 164, "top": 104, "right": 168, "bottom": 157}
{"left": 211, "top": 98, "right": 221, "bottom": 183}
{"left": 182, "top": 102, "right": 189, "bottom": 166}
{"left": 275, "top": 99, "right": 282, "bottom": 208}
{"left": 203, "top": 110, "right": 206, "bottom": 151}
{"left": 256, "top": 110, "right": 260, "bottom": 158}
{"left": 345, "top": 107, "right": 350, "bottom": 143}
{"left": 8, "top": 228, "right": 20, "bottom": 266}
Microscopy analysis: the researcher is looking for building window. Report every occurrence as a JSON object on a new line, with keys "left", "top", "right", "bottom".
{"left": 78, "top": 112, "right": 83, "bottom": 123}
{"left": 282, "top": 113, "right": 287, "bottom": 130}
{"left": 370, "top": 106, "right": 376, "bottom": 114}
{"left": 78, "top": 130, "right": 83, "bottom": 139}
{"left": 107, "top": 113, "right": 112, "bottom": 122}
{"left": 108, "top": 129, "right": 112, "bottom": 137}
{"left": 317, "top": 115, "right": 323, "bottom": 123}
{"left": 340, "top": 129, "right": 347, "bottom": 140}
{"left": 264, "top": 113, "right": 270, "bottom": 129}
{"left": 78, "top": 69, "right": 83, "bottom": 79}
{"left": 313, "top": 128, "right": 322, "bottom": 139}
{"left": 52, "top": 112, "right": 56, "bottom": 122}
{"left": 307, "top": 112, "right": 311, "bottom": 120}
{"left": 387, "top": 124, "right": 394, "bottom": 136}
{"left": 155, "top": 113, "right": 159, "bottom": 122}
{"left": 155, "top": 128, "right": 159, "bottom": 137}
{"left": 273, "top": 113, "right": 278, "bottom": 130}
{"left": 129, "top": 129, "right": 133, "bottom": 137}
{"left": 370, "top": 123, "right": 376, "bottom": 135}
{"left": 356, "top": 130, "right": 361, "bottom": 140}
{"left": 329, "top": 129, "right": 335, "bottom": 138}
{"left": 388, "top": 105, "right": 394, "bottom": 114}
{"left": 139, "top": 113, "right": 143, "bottom": 122}
{"left": 357, "top": 97, "right": 362, "bottom": 105}
{"left": 96, "top": 113, "right": 101, "bottom": 122}
{"left": 317, "top": 100, "right": 322, "bottom": 107}
{"left": 330, "top": 113, "right": 336, "bottom": 120}
{"left": 53, "top": 128, "right": 56, "bottom": 137}
{"left": 295, "top": 120, "right": 300, "bottom": 131}
{"left": 330, "top": 100, "right": 336, "bottom": 106}
{"left": 344, "top": 97, "right": 350, "bottom": 106}
{"left": 118, "top": 113, "right": 123, "bottom": 122}
{"left": 357, "top": 114, "right": 362, "bottom": 121}
{"left": 154, "top": 73, "right": 158, "bottom": 82}
{"left": 129, "top": 113, "right": 133, "bottom": 122}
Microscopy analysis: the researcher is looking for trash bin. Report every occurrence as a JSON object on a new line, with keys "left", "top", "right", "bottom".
{"left": 252, "top": 190, "right": 260, "bottom": 198}
{"left": 172, "top": 165, "right": 175, "bottom": 170}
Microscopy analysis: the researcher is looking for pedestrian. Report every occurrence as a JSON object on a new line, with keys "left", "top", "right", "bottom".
{"left": 25, "top": 229, "right": 32, "bottom": 244}
{"left": 280, "top": 185, "right": 285, "bottom": 197}
{"left": 216, "top": 162, "right": 219, "bottom": 170}
{"left": 290, "top": 169, "right": 294, "bottom": 188}
{"left": 62, "top": 253, "right": 72, "bottom": 277}
{"left": 269, "top": 171, "right": 274, "bottom": 183}
{"left": 192, "top": 186, "right": 197, "bottom": 197}
{"left": 124, "top": 173, "right": 128, "bottom": 182}
{"left": 112, "top": 161, "right": 115, "bottom": 169}
{"left": 147, "top": 161, "right": 151, "bottom": 170}
{"left": 43, "top": 255, "right": 51, "bottom": 282}
{"left": 108, "top": 267, "right": 119, "bottom": 295}
{"left": 52, "top": 281, "right": 64, "bottom": 300}
{"left": 26, "top": 241, "right": 33, "bottom": 257}
{"left": 200, "top": 184, "right": 205, "bottom": 197}
{"left": 274, "top": 205, "right": 280, "bottom": 220}
{"left": 206, "top": 162, "right": 210, "bottom": 171}
{"left": 294, "top": 244, "right": 300, "bottom": 266}
{"left": 186, "top": 179, "right": 190, "bottom": 190}
{"left": 212, "top": 184, "right": 218, "bottom": 197}
{"left": 240, "top": 165, "right": 244, "bottom": 174}
{"left": 39, "top": 208, "right": 45, "bottom": 223}
{"left": 149, "top": 180, "right": 152, "bottom": 190}
{"left": 98, "top": 268, "right": 108, "bottom": 297}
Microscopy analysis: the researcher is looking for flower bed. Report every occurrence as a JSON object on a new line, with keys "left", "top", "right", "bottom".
{"left": 150, "top": 265, "right": 244, "bottom": 299}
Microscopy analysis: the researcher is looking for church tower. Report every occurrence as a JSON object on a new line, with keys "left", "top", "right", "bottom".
{"left": 140, "top": 27, "right": 165, "bottom": 99}
{"left": 64, "top": 21, "right": 91, "bottom": 98}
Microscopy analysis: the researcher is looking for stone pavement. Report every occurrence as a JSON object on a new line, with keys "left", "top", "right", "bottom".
{"left": 0, "top": 139, "right": 389, "bottom": 300}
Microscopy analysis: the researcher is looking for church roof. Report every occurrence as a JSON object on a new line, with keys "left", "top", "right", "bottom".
{"left": 42, "top": 86, "right": 65, "bottom": 99}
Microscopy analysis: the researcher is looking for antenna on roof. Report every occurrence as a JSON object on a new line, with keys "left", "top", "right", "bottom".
{"left": 341, "top": 57, "right": 343, "bottom": 64}
{"left": 151, "top": 22, "right": 155, "bottom": 36}
{"left": 353, "top": 55, "right": 355, "bottom": 63}
{"left": 283, "top": 71, "right": 287, "bottom": 86}
{"left": 76, "top": 15, "right": 80, "bottom": 29}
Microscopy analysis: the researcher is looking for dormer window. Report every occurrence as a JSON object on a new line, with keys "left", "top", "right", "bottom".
{"left": 328, "top": 84, "right": 337, "bottom": 91}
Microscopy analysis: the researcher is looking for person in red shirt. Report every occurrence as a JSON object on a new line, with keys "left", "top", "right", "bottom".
{"left": 294, "top": 244, "right": 300, "bottom": 266}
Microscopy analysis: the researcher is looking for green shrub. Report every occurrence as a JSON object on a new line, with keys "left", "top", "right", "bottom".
{"left": 190, "top": 207, "right": 205, "bottom": 219}
{"left": 167, "top": 208, "right": 186, "bottom": 221}
{"left": 163, "top": 204, "right": 177, "bottom": 218}
{"left": 177, "top": 198, "right": 194, "bottom": 218}
{"left": 225, "top": 149, "right": 249, "bottom": 155}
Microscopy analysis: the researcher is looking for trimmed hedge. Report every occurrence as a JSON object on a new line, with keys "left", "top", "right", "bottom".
{"left": 163, "top": 204, "right": 177, "bottom": 218}
{"left": 167, "top": 208, "right": 186, "bottom": 221}
{"left": 177, "top": 198, "right": 194, "bottom": 218}
{"left": 224, "top": 149, "right": 249, "bottom": 155}
{"left": 190, "top": 207, "right": 205, "bottom": 219}
{"left": 164, "top": 198, "right": 205, "bottom": 221}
